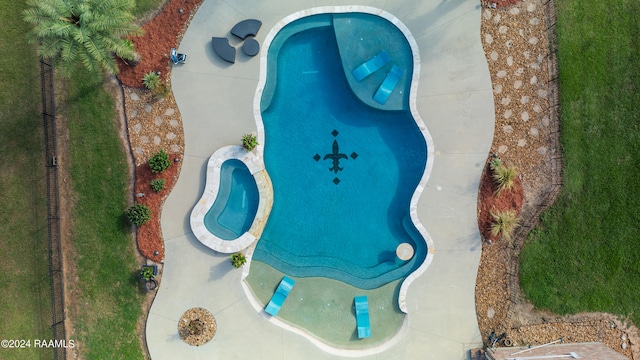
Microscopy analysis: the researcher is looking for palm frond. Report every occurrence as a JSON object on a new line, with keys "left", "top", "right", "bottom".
{"left": 23, "top": 0, "right": 140, "bottom": 75}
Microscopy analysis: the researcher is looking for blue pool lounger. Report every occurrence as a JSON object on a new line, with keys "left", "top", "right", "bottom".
{"left": 354, "top": 296, "right": 371, "bottom": 339}
{"left": 351, "top": 50, "right": 391, "bottom": 82}
{"left": 373, "top": 65, "right": 404, "bottom": 105}
{"left": 265, "top": 276, "right": 295, "bottom": 316}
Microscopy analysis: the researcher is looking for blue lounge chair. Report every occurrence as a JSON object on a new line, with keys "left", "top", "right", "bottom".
{"left": 373, "top": 65, "right": 404, "bottom": 105}
{"left": 354, "top": 296, "right": 371, "bottom": 339}
{"left": 351, "top": 51, "right": 391, "bottom": 82}
{"left": 265, "top": 276, "right": 295, "bottom": 316}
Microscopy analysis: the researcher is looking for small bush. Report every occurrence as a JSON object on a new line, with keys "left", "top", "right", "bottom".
{"left": 242, "top": 134, "right": 258, "bottom": 151}
{"left": 127, "top": 204, "right": 151, "bottom": 226}
{"left": 148, "top": 149, "right": 170, "bottom": 173}
{"left": 150, "top": 178, "right": 165, "bottom": 192}
{"left": 490, "top": 157, "right": 517, "bottom": 195}
{"left": 151, "top": 81, "right": 171, "bottom": 101}
{"left": 489, "top": 209, "right": 520, "bottom": 241}
{"left": 230, "top": 253, "right": 247, "bottom": 268}
{"left": 489, "top": 156, "right": 502, "bottom": 171}
{"left": 142, "top": 71, "right": 160, "bottom": 90}
{"left": 140, "top": 266, "right": 155, "bottom": 281}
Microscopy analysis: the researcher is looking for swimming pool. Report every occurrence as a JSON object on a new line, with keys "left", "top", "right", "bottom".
{"left": 252, "top": 12, "right": 428, "bottom": 290}
{"left": 203, "top": 159, "right": 259, "bottom": 240}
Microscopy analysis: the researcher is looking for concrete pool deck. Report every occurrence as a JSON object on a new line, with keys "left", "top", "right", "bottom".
{"left": 147, "top": 0, "right": 495, "bottom": 359}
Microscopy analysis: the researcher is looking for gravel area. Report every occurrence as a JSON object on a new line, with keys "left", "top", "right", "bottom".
{"left": 177, "top": 307, "right": 217, "bottom": 346}
{"left": 475, "top": 1, "right": 637, "bottom": 358}
{"left": 123, "top": 88, "right": 184, "bottom": 164}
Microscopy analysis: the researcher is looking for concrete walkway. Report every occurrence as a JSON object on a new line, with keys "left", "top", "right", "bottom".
{"left": 146, "top": 0, "right": 495, "bottom": 359}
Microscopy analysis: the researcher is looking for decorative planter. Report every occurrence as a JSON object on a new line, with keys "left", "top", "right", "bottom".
{"left": 141, "top": 265, "right": 158, "bottom": 291}
{"left": 144, "top": 265, "right": 158, "bottom": 276}
{"left": 145, "top": 279, "right": 158, "bottom": 291}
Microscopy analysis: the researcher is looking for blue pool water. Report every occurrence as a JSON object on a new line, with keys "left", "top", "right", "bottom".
{"left": 253, "top": 13, "right": 427, "bottom": 289}
{"left": 204, "top": 159, "right": 259, "bottom": 240}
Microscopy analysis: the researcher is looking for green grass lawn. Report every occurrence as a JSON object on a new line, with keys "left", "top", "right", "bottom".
{"left": 135, "top": 0, "right": 162, "bottom": 19}
{"left": 64, "top": 67, "right": 146, "bottom": 359}
{"left": 0, "top": 0, "right": 163, "bottom": 359}
{"left": 0, "top": 1, "right": 54, "bottom": 359}
{"left": 520, "top": 0, "right": 640, "bottom": 326}
{"left": 62, "top": 0, "right": 165, "bottom": 356}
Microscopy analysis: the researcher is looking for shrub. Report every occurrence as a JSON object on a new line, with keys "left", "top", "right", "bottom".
{"left": 230, "top": 253, "right": 247, "bottom": 268}
{"left": 489, "top": 156, "right": 502, "bottom": 171}
{"left": 242, "top": 134, "right": 258, "bottom": 151}
{"left": 142, "top": 71, "right": 160, "bottom": 90}
{"left": 140, "top": 266, "right": 155, "bottom": 281}
{"left": 148, "top": 149, "right": 170, "bottom": 173}
{"left": 489, "top": 209, "right": 520, "bottom": 241}
{"left": 491, "top": 158, "right": 517, "bottom": 195}
{"left": 127, "top": 204, "right": 151, "bottom": 226}
{"left": 151, "top": 81, "right": 171, "bottom": 101}
{"left": 150, "top": 178, "right": 165, "bottom": 192}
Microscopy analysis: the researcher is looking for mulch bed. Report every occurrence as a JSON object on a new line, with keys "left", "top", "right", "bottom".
{"left": 477, "top": 159, "right": 524, "bottom": 243}
{"left": 119, "top": 0, "right": 203, "bottom": 263}
{"left": 117, "top": 0, "right": 202, "bottom": 88}
{"left": 133, "top": 154, "right": 182, "bottom": 262}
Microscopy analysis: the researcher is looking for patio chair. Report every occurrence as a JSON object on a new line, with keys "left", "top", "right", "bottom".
{"left": 212, "top": 37, "right": 236, "bottom": 64}
{"left": 351, "top": 50, "right": 391, "bottom": 82}
{"left": 170, "top": 48, "right": 187, "bottom": 64}
{"left": 354, "top": 296, "right": 371, "bottom": 339}
{"left": 265, "top": 276, "right": 295, "bottom": 316}
{"left": 231, "top": 19, "right": 262, "bottom": 40}
{"left": 373, "top": 64, "right": 404, "bottom": 105}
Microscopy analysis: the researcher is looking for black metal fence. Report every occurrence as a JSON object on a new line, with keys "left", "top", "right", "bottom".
{"left": 40, "top": 59, "right": 66, "bottom": 360}
{"left": 505, "top": 0, "right": 563, "bottom": 317}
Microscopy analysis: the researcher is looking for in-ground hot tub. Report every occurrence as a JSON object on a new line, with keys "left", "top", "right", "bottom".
{"left": 203, "top": 159, "right": 259, "bottom": 240}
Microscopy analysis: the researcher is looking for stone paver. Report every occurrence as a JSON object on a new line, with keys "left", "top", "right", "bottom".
{"left": 124, "top": 88, "right": 185, "bottom": 162}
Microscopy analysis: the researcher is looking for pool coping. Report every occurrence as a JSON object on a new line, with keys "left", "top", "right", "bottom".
{"left": 236, "top": 6, "right": 436, "bottom": 355}
{"left": 252, "top": 5, "right": 435, "bottom": 316}
{"left": 190, "top": 145, "right": 273, "bottom": 253}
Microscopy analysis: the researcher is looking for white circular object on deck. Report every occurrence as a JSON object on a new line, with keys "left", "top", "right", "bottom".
{"left": 396, "top": 243, "right": 414, "bottom": 261}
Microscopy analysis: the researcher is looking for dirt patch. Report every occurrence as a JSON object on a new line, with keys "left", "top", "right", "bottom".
{"left": 55, "top": 80, "right": 82, "bottom": 360}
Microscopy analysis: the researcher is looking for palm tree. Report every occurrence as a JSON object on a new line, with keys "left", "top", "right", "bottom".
{"left": 23, "top": 0, "right": 143, "bottom": 75}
